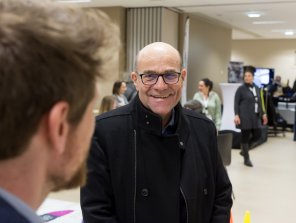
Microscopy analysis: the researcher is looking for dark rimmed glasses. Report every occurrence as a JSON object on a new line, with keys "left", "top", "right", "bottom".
{"left": 137, "top": 72, "right": 181, "bottom": 85}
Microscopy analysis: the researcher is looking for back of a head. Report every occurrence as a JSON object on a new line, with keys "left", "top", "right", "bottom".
{"left": 184, "top": 99, "right": 203, "bottom": 113}
{"left": 99, "top": 95, "right": 116, "bottom": 114}
{"left": 0, "top": 0, "right": 119, "bottom": 160}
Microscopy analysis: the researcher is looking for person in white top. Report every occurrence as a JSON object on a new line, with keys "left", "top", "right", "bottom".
{"left": 193, "top": 78, "right": 222, "bottom": 130}
{"left": 112, "top": 80, "right": 129, "bottom": 107}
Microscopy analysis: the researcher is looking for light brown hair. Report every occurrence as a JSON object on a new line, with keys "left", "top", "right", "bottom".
{"left": 99, "top": 95, "right": 117, "bottom": 114}
{"left": 0, "top": 0, "right": 119, "bottom": 159}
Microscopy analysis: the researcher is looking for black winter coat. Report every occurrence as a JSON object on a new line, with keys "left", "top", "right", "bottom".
{"left": 234, "top": 83, "right": 265, "bottom": 130}
{"left": 81, "top": 96, "right": 232, "bottom": 223}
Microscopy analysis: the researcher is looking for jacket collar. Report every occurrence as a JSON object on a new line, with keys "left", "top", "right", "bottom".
{"left": 132, "top": 95, "right": 190, "bottom": 150}
{"left": 134, "top": 96, "right": 163, "bottom": 135}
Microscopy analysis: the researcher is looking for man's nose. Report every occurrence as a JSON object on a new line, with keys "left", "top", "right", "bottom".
{"left": 154, "top": 75, "right": 168, "bottom": 89}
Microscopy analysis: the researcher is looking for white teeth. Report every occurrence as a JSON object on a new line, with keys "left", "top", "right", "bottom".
{"left": 153, "top": 95, "right": 168, "bottom": 98}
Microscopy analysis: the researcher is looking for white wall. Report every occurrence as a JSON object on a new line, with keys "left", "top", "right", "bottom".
{"left": 186, "top": 15, "right": 232, "bottom": 99}
{"left": 231, "top": 39, "right": 296, "bottom": 86}
{"left": 161, "top": 8, "right": 179, "bottom": 49}
{"left": 92, "top": 7, "right": 126, "bottom": 109}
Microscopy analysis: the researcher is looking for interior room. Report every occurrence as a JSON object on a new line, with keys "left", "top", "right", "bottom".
{"left": 44, "top": 1, "right": 296, "bottom": 222}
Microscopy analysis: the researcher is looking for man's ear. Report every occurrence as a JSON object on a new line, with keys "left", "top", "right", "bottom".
{"left": 131, "top": 72, "right": 139, "bottom": 91}
{"left": 47, "top": 101, "right": 70, "bottom": 155}
{"left": 181, "top": 68, "right": 187, "bottom": 82}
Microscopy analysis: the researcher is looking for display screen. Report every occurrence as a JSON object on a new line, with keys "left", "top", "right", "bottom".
{"left": 254, "top": 68, "right": 274, "bottom": 87}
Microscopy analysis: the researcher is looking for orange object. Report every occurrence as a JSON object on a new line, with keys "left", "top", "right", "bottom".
{"left": 230, "top": 211, "right": 234, "bottom": 223}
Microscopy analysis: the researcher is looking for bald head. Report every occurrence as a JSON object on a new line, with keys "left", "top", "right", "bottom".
{"left": 135, "top": 42, "right": 182, "bottom": 71}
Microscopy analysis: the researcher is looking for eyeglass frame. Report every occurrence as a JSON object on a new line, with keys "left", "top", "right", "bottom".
{"left": 136, "top": 71, "right": 182, "bottom": 85}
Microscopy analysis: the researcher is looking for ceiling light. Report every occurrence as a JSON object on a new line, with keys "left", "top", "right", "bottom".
{"left": 246, "top": 12, "right": 262, "bottom": 18}
{"left": 253, "top": 21, "right": 285, "bottom": 25}
{"left": 285, "top": 31, "right": 294, "bottom": 36}
{"left": 55, "top": 0, "right": 91, "bottom": 3}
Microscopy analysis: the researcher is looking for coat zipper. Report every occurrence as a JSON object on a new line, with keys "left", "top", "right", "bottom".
{"left": 180, "top": 186, "right": 189, "bottom": 223}
{"left": 133, "top": 129, "right": 137, "bottom": 223}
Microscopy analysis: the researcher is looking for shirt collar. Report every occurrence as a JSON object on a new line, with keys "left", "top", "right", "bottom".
{"left": 162, "top": 109, "right": 175, "bottom": 135}
{"left": 0, "top": 188, "right": 43, "bottom": 223}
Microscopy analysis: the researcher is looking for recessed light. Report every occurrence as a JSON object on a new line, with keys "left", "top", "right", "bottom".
{"left": 246, "top": 12, "right": 262, "bottom": 18}
{"left": 55, "top": 0, "right": 91, "bottom": 3}
{"left": 285, "top": 31, "right": 294, "bottom": 36}
{"left": 247, "top": 13, "right": 261, "bottom": 18}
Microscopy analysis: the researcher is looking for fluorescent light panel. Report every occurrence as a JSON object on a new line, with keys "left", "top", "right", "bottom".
{"left": 56, "top": 0, "right": 91, "bottom": 3}
{"left": 253, "top": 21, "right": 285, "bottom": 25}
{"left": 285, "top": 31, "right": 294, "bottom": 36}
{"left": 247, "top": 13, "right": 261, "bottom": 18}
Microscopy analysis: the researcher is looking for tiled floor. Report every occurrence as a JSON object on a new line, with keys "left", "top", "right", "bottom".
{"left": 49, "top": 132, "right": 296, "bottom": 223}
{"left": 227, "top": 132, "right": 296, "bottom": 223}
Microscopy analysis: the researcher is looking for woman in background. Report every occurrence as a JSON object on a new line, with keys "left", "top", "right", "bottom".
{"left": 234, "top": 65, "right": 268, "bottom": 167}
{"left": 112, "top": 80, "right": 128, "bottom": 107}
{"left": 99, "top": 95, "right": 117, "bottom": 114}
{"left": 193, "top": 78, "right": 222, "bottom": 130}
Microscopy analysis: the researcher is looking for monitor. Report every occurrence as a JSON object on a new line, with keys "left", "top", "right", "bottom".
{"left": 254, "top": 67, "right": 274, "bottom": 87}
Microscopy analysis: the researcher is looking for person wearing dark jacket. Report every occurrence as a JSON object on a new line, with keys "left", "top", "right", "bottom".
{"left": 0, "top": 0, "right": 119, "bottom": 222}
{"left": 234, "top": 65, "right": 268, "bottom": 167}
{"left": 80, "top": 42, "right": 232, "bottom": 223}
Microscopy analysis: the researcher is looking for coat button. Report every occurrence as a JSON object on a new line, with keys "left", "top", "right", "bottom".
{"left": 180, "top": 141, "right": 184, "bottom": 146}
{"left": 141, "top": 188, "right": 149, "bottom": 197}
{"left": 203, "top": 188, "right": 208, "bottom": 195}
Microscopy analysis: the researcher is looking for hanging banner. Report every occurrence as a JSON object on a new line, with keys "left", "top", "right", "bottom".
{"left": 181, "top": 17, "right": 190, "bottom": 105}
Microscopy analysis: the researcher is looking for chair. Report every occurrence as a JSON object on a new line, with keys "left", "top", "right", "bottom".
{"left": 217, "top": 133, "right": 233, "bottom": 166}
{"left": 266, "top": 94, "right": 286, "bottom": 137}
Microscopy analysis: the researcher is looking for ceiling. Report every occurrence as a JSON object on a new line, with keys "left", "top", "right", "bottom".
{"left": 60, "top": 0, "right": 296, "bottom": 40}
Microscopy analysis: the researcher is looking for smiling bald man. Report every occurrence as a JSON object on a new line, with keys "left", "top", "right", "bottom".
{"left": 81, "top": 42, "right": 233, "bottom": 223}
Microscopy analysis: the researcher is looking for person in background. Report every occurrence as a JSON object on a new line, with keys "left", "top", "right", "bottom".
{"left": 183, "top": 99, "right": 203, "bottom": 113}
{"left": 292, "top": 79, "right": 296, "bottom": 93}
{"left": 124, "top": 79, "right": 138, "bottom": 102}
{"left": 234, "top": 65, "right": 268, "bottom": 167}
{"left": 269, "top": 75, "right": 283, "bottom": 97}
{"left": 0, "top": 0, "right": 119, "bottom": 222}
{"left": 112, "top": 80, "right": 129, "bottom": 107}
{"left": 99, "top": 95, "right": 117, "bottom": 114}
{"left": 193, "top": 78, "right": 222, "bottom": 130}
{"left": 81, "top": 42, "right": 232, "bottom": 223}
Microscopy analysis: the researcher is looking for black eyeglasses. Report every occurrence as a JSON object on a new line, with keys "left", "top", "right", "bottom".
{"left": 137, "top": 72, "right": 181, "bottom": 85}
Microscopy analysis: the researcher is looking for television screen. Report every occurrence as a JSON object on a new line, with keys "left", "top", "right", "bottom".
{"left": 254, "top": 68, "right": 274, "bottom": 87}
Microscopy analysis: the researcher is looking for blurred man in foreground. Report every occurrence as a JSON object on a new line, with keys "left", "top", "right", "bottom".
{"left": 0, "top": 0, "right": 119, "bottom": 222}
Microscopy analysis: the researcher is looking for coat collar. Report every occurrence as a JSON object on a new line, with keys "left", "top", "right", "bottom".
{"left": 132, "top": 95, "right": 190, "bottom": 150}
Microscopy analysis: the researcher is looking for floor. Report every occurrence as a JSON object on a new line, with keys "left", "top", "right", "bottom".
{"left": 228, "top": 132, "right": 296, "bottom": 223}
{"left": 48, "top": 132, "right": 296, "bottom": 223}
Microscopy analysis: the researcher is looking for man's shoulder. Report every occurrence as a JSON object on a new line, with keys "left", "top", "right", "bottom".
{"left": 182, "top": 108, "right": 213, "bottom": 124}
{"left": 236, "top": 84, "right": 246, "bottom": 93}
{"left": 95, "top": 103, "right": 133, "bottom": 130}
{"left": 0, "top": 196, "right": 32, "bottom": 223}
{"left": 181, "top": 108, "right": 217, "bottom": 137}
